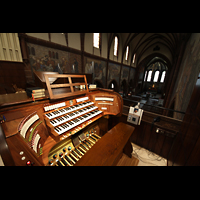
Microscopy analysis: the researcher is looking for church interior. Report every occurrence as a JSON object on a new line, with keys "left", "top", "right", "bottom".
{"left": 0, "top": 33, "right": 200, "bottom": 166}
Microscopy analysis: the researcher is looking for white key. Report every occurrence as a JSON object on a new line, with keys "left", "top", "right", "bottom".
{"left": 54, "top": 110, "right": 103, "bottom": 135}
{"left": 45, "top": 102, "right": 94, "bottom": 119}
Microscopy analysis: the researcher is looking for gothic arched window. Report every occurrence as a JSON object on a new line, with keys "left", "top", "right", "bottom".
{"left": 153, "top": 71, "right": 160, "bottom": 82}
{"left": 160, "top": 71, "right": 166, "bottom": 83}
{"left": 93, "top": 33, "right": 100, "bottom": 48}
{"left": 147, "top": 70, "right": 152, "bottom": 82}
{"left": 114, "top": 36, "right": 119, "bottom": 56}
{"left": 125, "top": 46, "right": 129, "bottom": 60}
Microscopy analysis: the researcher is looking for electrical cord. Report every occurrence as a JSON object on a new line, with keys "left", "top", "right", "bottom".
{"left": 131, "top": 143, "right": 166, "bottom": 165}
{"left": 132, "top": 148, "right": 158, "bottom": 165}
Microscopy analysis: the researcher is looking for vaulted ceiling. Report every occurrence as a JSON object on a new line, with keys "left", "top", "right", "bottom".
{"left": 107, "top": 33, "right": 191, "bottom": 67}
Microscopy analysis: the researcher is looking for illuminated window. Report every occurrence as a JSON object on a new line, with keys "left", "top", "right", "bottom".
{"left": 160, "top": 71, "right": 166, "bottom": 82}
{"left": 93, "top": 33, "right": 100, "bottom": 48}
{"left": 147, "top": 70, "right": 152, "bottom": 82}
{"left": 111, "top": 83, "right": 114, "bottom": 88}
{"left": 133, "top": 53, "right": 136, "bottom": 63}
{"left": 144, "top": 71, "right": 147, "bottom": 81}
{"left": 153, "top": 71, "right": 160, "bottom": 82}
{"left": 114, "top": 36, "right": 118, "bottom": 56}
{"left": 125, "top": 46, "right": 129, "bottom": 60}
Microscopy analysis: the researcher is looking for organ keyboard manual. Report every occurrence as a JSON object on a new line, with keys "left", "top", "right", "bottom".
{"left": 0, "top": 73, "right": 135, "bottom": 166}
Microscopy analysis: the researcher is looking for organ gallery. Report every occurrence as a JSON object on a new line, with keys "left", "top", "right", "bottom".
{"left": 0, "top": 33, "right": 200, "bottom": 166}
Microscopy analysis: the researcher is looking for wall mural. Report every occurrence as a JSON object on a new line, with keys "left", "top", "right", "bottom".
{"left": 107, "top": 62, "right": 120, "bottom": 88}
{"left": 84, "top": 57, "right": 106, "bottom": 88}
{"left": 129, "top": 67, "right": 135, "bottom": 82}
{"left": 120, "top": 66, "right": 130, "bottom": 92}
{"left": 27, "top": 43, "right": 81, "bottom": 83}
{"left": 27, "top": 43, "right": 136, "bottom": 93}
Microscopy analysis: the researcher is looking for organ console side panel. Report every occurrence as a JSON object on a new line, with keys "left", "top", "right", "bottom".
{"left": 0, "top": 74, "right": 128, "bottom": 166}
{"left": 89, "top": 89, "right": 123, "bottom": 117}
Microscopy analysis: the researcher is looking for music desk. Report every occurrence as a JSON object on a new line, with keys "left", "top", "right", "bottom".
{"left": 75, "top": 122, "right": 135, "bottom": 166}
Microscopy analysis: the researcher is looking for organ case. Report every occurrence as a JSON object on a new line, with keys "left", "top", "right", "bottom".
{"left": 0, "top": 74, "right": 134, "bottom": 166}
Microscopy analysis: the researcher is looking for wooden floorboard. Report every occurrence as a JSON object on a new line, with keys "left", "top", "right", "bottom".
{"left": 116, "top": 153, "right": 139, "bottom": 166}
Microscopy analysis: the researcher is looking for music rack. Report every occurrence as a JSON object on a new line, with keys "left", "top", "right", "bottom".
{"left": 44, "top": 74, "right": 89, "bottom": 99}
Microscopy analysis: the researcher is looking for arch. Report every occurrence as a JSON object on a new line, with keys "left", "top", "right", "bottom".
{"left": 141, "top": 53, "right": 172, "bottom": 71}
{"left": 143, "top": 57, "right": 168, "bottom": 84}
{"left": 127, "top": 33, "right": 178, "bottom": 67}
{"left": 108, "top": 79, "right": 119, "bottom": 92}
{"left": 134, "top": 53, "right": 171, "bottom": 92}
{"left": 137, "top": 41, "right": 173, "bottom": 65}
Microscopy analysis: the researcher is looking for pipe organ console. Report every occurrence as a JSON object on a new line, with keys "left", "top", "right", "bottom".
{"left": 0, "top": 74, "right": 134, "bottom": 166}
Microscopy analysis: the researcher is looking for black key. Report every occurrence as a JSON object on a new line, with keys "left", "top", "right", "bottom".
{"left": 68, "top": 154, "right": 77, "bottom": 162}
{"left": 57, "top": 126, "right": 62, "bottom": 131}
{"left": 63, "top": 124, "right": 69, "bottom": 128}
{"left": 64, "top": 115, "right": 69, "bottom": 119}
{"left": 78, "top": 146, "right": 86, "bottom": 154}
{"left": 57, "top": 160, "right": 64, "bottom": 166}
{"left": 65, "top": 155, "right": 72, "bottom": 163}
{"left": 75, "top": 148, "right": 82, "bottom": 156}
{"left": 72, "top": 150, "right": 78, "bottom": 157}
{"left": 85, "top": 140, "right": 91, "bottom": 145}
{"left": 80, "top": 144, "right": 87, "bottom": 150}
{"left": 61, "top": 125, "right": 66, "bottom": 129}
{"left": 61, "top": 158, "right": 68, "bottom": 166}
{"left": 90, "top": 136, "right": 96, "bottom": 141}
{"left": 68, "top": 121, "right": 74, "bottom": 125}
{"left": 73, "top": 119, "right": 79, "bottom": 123}
{"left": 55, "top": 127, "right": 60, "bottom": 132}
{"left": 46, "top": 113, "right": 51, "bottom": 117}
{"left": 92, "top": 134, "right": 99, "bottom": 139}
{"left": 57, "top": 118, "right": 61, "bottom": 122}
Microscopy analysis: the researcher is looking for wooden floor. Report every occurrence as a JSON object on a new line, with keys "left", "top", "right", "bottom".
{"left": 116, "top": 153, "right": 139, "bottom": 166}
